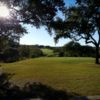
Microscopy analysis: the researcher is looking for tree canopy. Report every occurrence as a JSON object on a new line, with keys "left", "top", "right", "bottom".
{"left": 50, "top": 0, "right": 100, "bottom": 64}
{"left": 0, "top": 0, "right": 65, "bottom": 43}
{"left": 0, "top": 0, "right": 65, "bottom": 62}
{"left": 0, "top": 0, "right": 65, "bottom": 27}
{"left": 0, "top": 0, "right": 99, "bottom": 64}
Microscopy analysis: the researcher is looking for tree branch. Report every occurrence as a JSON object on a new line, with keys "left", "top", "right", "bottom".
{"left": 10, "top": 7, "right": 20, "bottom": 13}
{"left": 80, "top": 35, "right": 86, "bottom": 39}
{"left": 89, "top": 33, "right": 97, "bottom": 45}
{"left": 86, "top": 40, "right": 95, "bottom": 45}
{"left": 98, "top": 30, "right": 100, "bottom": 45}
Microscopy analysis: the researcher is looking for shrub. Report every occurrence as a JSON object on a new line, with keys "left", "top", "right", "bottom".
{"left": 2, "top": 47, "right": 19, "bottom": 62}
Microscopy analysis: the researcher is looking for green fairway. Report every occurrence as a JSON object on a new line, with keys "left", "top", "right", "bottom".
{"left": 1, "top": 57, "right": 100, "bottom": 96}
{"left": 41, "top": 48, "right": 54, "bottom": 56}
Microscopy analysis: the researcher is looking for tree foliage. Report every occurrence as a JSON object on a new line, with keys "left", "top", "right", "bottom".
{"left": 54, "top": 41, "right": 95, "bottom": 57}
{"left": 18, "top": 45, "right": 43, "bottom": 59}
{"left": 2, "top": 47, "right": 19, "bottom": 62}
{"left": 50, "top": 0, "right": 100, "bottom": 64}
{"left": 0, "top": 0, "right": 65, "bottom": 62}
{"left": 0, "top": 0, "right": 65, "bottom": 27}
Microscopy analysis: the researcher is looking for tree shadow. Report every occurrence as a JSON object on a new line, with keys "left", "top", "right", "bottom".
{"left": 0, "top": 73, "right": 89, "bottom": 100}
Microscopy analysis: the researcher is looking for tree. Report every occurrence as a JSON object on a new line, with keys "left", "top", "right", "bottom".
{"left": 29, "top": 46, "right": 43, "bottom": 58}
{"left": 50, "top": 0, "right": 100, "bottom": 64}
{"left": 19, "top": 45, "right": 43, "bottom": 59}
{"left": 0, "top": 0, "right": 65, "bottom": 39}
{"left": 0, "top": 0, "right": 65, "bottom": 28}
{"left": 80, "top": 45, "right": 95, "bottom": 57}
{"left": 18, "top": 45, "right": 30, "bottom": 59}
{"left": 0, "top": 0, "right": 65, "bottom": 61}
{"left": 0, "top": 18, "right": 27, "bottom": 62}
{"left": 0, "top": 17, "right": 27, "bottom": 56}
{"left": 63, "top": 41, "right": 81, "bottom": 57}
{"left": 62, "top": 41, "right": 95, "bottom": 57}
{"left": 3, "top": 47, "right": 19, "bottom": 62}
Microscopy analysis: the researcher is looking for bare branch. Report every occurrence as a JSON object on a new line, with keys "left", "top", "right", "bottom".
{"left": 89, "top": 33, "right": 97, "bottom": 45}
{"left": 80, "top": 35, "right": 86, "bottom": 39}
{"left": 10, "top": 7, "right": 19, "bottom": 13}
{"left": 86, "top": 40, "right": 95, "bottom": 45}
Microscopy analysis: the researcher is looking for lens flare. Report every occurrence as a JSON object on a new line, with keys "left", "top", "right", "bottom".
{"left": 0, "top": 3, "right": 10, "bottom": 18}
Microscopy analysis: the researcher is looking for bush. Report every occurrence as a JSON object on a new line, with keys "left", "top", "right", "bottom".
{"left": 2, "top": 47, "right": 19, "bottom": 62}
{"left": 54, "top": 41, "right": 96, "bottom": 57}
{"left": 18, "top": 45, "right": 30, "bottom": 59}
{"left": 29, "top": 47, "right": 43, "bottom": 58}
{"left": 18, "top": 45, "right": 43, "bottom": 59}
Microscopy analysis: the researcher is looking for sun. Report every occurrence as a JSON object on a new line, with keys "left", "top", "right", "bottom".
{"left": 0, "top": 3, "right": 10, "bottom": 18}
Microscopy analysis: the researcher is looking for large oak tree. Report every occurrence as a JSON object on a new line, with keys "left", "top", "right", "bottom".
{"left": 50, "top": 0, "right": 100, "bottom": 64}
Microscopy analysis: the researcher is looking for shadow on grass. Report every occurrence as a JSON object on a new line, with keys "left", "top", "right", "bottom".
{"left": 0, "top": 73, "right": 89, "bottom": 100}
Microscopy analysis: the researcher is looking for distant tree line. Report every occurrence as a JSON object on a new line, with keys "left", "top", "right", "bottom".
{"left": 54, "top": 41, "right": 99, "bottom": 57}
{"left": 0, "top": 0, "right": 99, "bottom": 64}
{"left": 0, "top": 39, "right": 43, "bottom": 62}
{"left": 0, "top": 40, "right": 100, "bottom": 63}
{"left": 18, "top": 45, "right": 43, "bottom": 59}
{"left": 0, "top": 36, "right": 19, "bottom": 62}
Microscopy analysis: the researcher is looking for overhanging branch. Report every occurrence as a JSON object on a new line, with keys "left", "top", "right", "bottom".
{"left": 89, "top": 33, "right": 97, "bottom": 45}
{"left": 86, "top": 40, "right": 95, "bottom": 45}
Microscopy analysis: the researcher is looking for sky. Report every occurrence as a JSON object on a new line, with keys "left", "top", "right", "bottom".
{"left": 19, "top": 0, "right": 88, "bottom": 47}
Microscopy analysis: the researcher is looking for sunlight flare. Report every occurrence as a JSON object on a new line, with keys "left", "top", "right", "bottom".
{"left": 0, "top": 3, "right": 10, "bottom": 18}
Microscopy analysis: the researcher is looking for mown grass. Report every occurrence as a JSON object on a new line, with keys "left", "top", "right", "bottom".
{"left": 41, "top": 48, "right": 54, "bottom": 56}
{"left": 1, "top": 57, "right": 100, "bottom": 96}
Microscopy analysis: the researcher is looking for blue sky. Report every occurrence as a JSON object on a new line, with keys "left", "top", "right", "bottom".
{"left": 20, "top": 0, "right": 87, "bottom": 46}
{"left": 20, "top": 25, "right": 72, "bottom": 46}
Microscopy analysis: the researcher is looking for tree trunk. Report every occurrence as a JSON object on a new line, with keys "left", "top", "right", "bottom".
{"left": 95, "top": 45, "right": 99, "bottom": 64}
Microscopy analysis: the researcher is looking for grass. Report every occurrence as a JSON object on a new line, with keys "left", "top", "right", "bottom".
{"left": 41, "top": 48, "right": 54, "bottom": 56}
{"left": 1, "top": 57, "right": 100, "bottom": 96}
